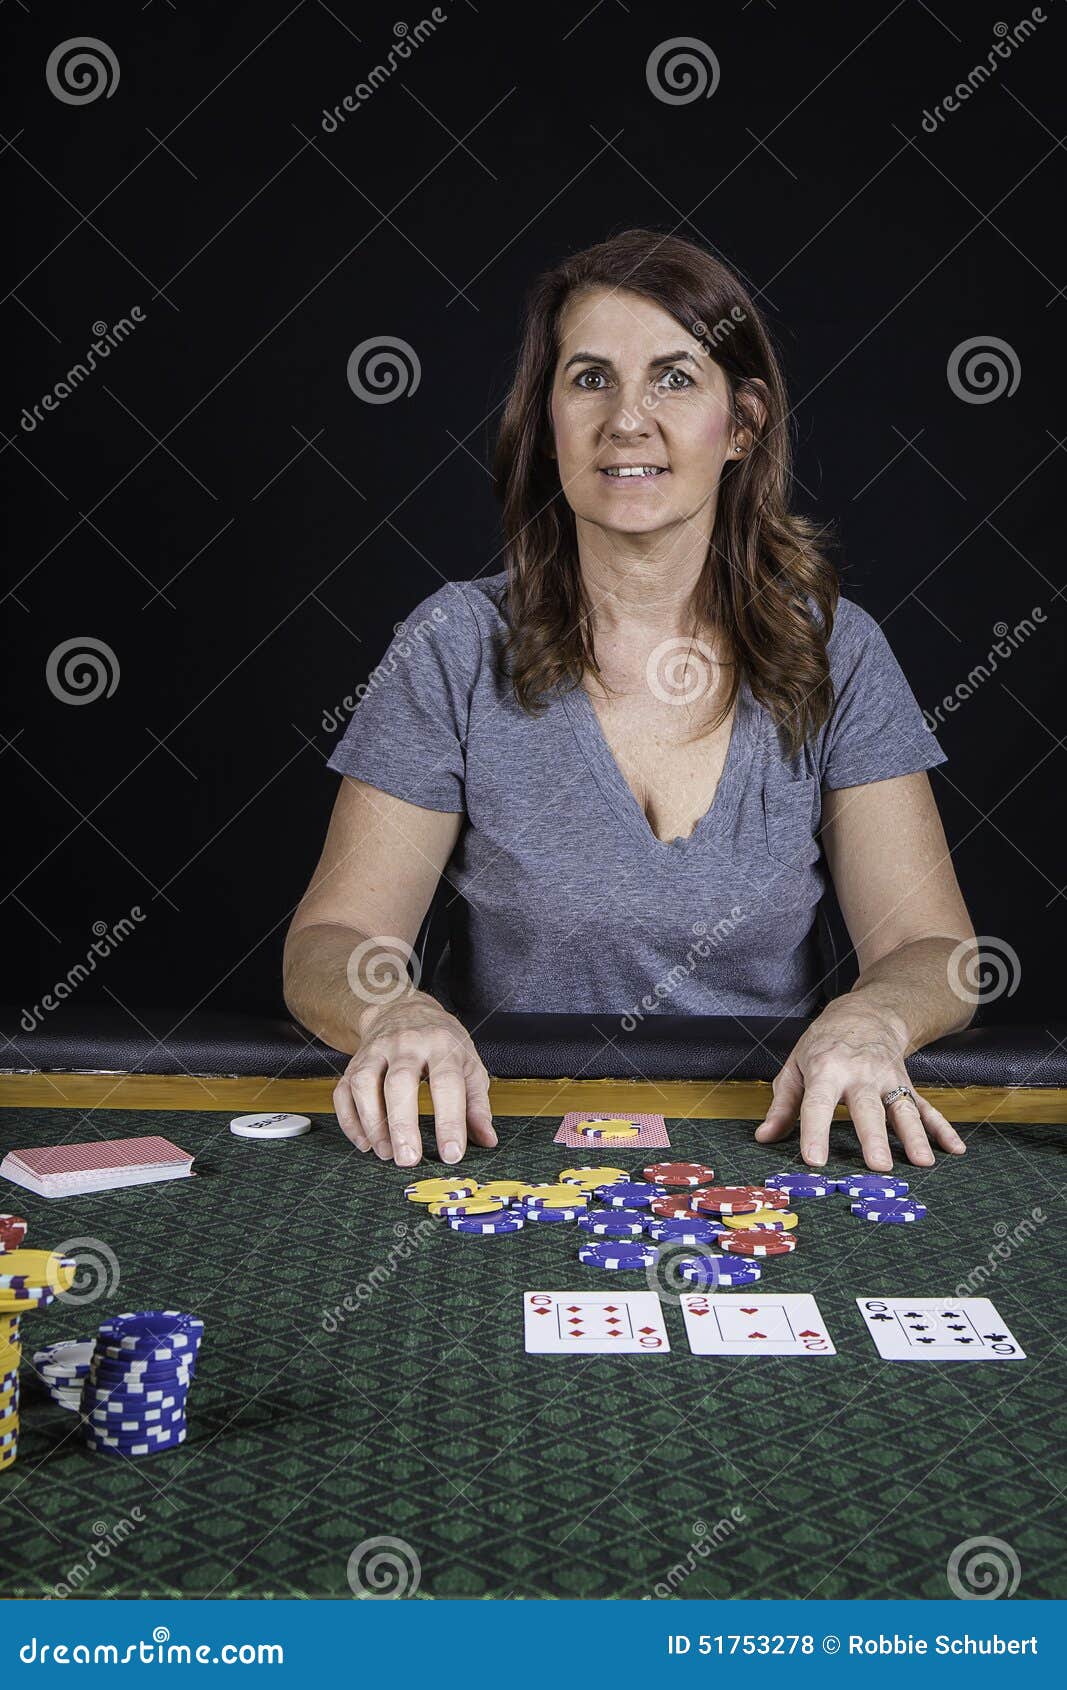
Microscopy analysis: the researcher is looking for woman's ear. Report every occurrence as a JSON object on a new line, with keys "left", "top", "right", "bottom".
{"left": 732, "top": 377, "right": 769, "bottom": 455}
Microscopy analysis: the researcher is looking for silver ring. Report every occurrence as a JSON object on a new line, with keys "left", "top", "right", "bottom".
{"left": 881, "top": 1085, "right": 917, "bottom": 1110}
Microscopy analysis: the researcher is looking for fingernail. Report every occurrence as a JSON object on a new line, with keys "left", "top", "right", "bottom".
{"left": 395, "top": 1145, "right": 418, "bottom": 1167}
{"left": 442, "top": 1141, "right": 461, "bottom": 1162}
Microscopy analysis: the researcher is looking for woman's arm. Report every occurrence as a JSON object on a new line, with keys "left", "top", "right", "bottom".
{"left": 755, "top": 770, "right": 977, "bottom": 1169}
{"left": 284, "top": 776, "right": 496, "bottom": 1166}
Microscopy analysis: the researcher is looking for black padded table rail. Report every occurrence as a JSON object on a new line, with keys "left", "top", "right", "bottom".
{"left": 2, "top": 1008, "right": 1065, "bottom": 1089}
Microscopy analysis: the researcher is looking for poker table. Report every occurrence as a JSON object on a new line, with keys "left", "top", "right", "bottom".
{"left": 1, "top": 1008, "right": 1065, "bottom": 1601}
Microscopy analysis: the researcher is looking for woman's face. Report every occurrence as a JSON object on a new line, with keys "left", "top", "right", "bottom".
{"left": 549, "top": 286, "right": 739, "bottom": 538}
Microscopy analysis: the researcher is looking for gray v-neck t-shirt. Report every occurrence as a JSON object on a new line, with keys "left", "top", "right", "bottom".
{"left": 326, "top": 571, "right": 947, "bottom": 1021}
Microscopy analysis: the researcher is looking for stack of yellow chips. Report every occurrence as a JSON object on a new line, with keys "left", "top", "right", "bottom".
{"left": 0, "top": 1245, "right": 77, "bottom": 1472}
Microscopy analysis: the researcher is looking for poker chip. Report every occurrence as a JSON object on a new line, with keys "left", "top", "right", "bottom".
{"left": 642, "top": 1162, "right": 716, "bottom": 1189}
{"left": 678, "top": 1254, "right": 762, "bottom": 1287}
{"left": 578, "top": 1210, "right": 648, "bottom": 1238}
{"left": 0, "top": 1251, "right": 77, "bottom": 1293}
{"left": 595, "top": 1182, "right": 660, "bottom": 1209}
{"left": 576, "top": 1120, "right": 640, "bottom": 1140}
{"left": 578, "top": 1241, "right": 657, "bottom": 1270}
{"left": 33, "top": 1340, "right": 95, "bottom": 1380}
{"left": 0, "top": 1215, "right": 28, "bottom": 1251}
{"left": 850, "top": 1199, "right": 926, "bottom": 1223}
{"left": 229, "top": 1112, "right": 311, "bottom": 1139}
{"left": 692, "top": 1187, "right": 760, "bottom": 1216}
{"left": 720, "top": 1231, "right": 798, "bottom": 1257}
{"left": 646, "top": 1217, "right": 726, "bottom": 1245}
{"left": 559, "top": 1167, "right": 630, "bottom": 1190}
{"left": 85, "top": 1426, "right": 188, "bottom": 1458}
{"left": 448, "top": 1213, "right": 525, "bottom": 1235}
{"left": 649, "top": 1195, "right": 703, "bottom": 1220}
{"left": 733, "top": 1186, "right": 789, "bottom": 1210}
{"left": 840, "top": 1176, "right": 911, "bottom": 1199}
{"left": 404, "top": 1178, "right": 479, "bottom": 1203}
{"left": 764, "top": 1172, "right": 832, "bottom": 1198}
{"left": 476, "top": 1181, "right": 539, "bottom": 1204}
{"left": 427, "top": 1197, "right": 504, "bottom": 1218}
{"left": 721, "top": 1208, "right": 798, "bottom": 1232}
{"left": 95, "top": 1311, "right": 204, "bottom": 1361}
{"left": 520, "top": 1205, "right": 583, "bottom": 1223}
{"left": 80, "top": 1308, "right": 200, "bottom": 1460}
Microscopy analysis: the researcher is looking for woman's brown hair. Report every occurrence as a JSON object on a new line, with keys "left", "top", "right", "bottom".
{"left": 492, "top": 227, "right": 839, "bottom": 757}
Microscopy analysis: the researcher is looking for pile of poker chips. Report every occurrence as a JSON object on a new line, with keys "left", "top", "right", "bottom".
{"left": 573, "top": 1118, "right": 640, "bottom": 1142}
{"left": 32, "top": 1340, "right": 95, "bottom": 1412}
{"left": 0, "top": 1241, "right": 76, "bottom": 1472}
{"left": 404, "top": 1161, "right": 929, "bottom": 1283}
{"left": 79, "top": 1310, "right": 203, "bottom": 1459}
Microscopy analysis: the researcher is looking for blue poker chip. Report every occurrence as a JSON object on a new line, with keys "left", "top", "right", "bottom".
{"left": 850, "top": 1198, "right": 926, "bottom": 1222}
{"left": 594, "top": 1182, "right": 660, "bottom": 1209}
{"left": 448, "top": 1213, "right": 525, "bottom": 1235}
{"left": 764, "top": 1173, "right": 831, "bottom": 1197}
{"left": 577, "top": 1209, "right": 648, "bottom": 1238}
{"left": 578, "top": 1241, "right": 657, "bottom": 1270}
{"left": 646, "top": 1217, "right": 726, "bottom": 1245}
{"left": 84, "top": 1426, "right": 188, "bottom": 1457}
{"left": 95, "top": 1311, "right": 204, "bottom": 1358}
{"left": 86, "top": 1406, "right": 186, "bottom": 1433}
{"left": 841, "top": 1176, "right": 911, "bottom": 1199}
{"left": 678, "top": 1254, "right": 762, "bottom": 1287}
{"left": 519, "top": 1206, "right": 579, "bottom": 1223}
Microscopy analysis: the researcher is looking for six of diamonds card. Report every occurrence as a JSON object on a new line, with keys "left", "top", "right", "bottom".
{"left": 856, "top": 1297, "right": 1026, "bottom": 1361}
{"left": 524, "top": 1292, "right": 670, "bottom": 1353}
{"left": 681, "top": 1293, "right": 836, "bottom": 1356}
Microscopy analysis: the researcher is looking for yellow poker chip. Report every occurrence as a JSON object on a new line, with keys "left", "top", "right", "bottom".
{"left": 576, "top": 1119, "right": 640, "bottom": 1140}
{"left": 404, "top": 1178, "right": 479, "bottom": 1204}
{"left": 476, "top": 1181, "right": 539, "bottom": 1204}
{"left": 559, "top": 1167, "right": 631, "bottom": 1190}
{"left": 721, "top": 1208, "right": 799, "bottom": 1231}
{"left": 0, "top": 1249, "right": 77, "bottom": 1293}
{"left": 428, "top": 1196, "right": 504, "bottom": 1218}
{"left": 522, "top": 1185, "right": 590, "bottom": 1208}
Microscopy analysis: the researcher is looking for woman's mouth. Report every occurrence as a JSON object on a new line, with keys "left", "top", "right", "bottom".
{"left": 598, "top": 465, "right": 669, "bottom": 481}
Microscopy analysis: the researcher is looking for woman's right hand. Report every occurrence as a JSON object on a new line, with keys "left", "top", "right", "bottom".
{"left": 332, "top": 994, "right": 498, "bottom": 1167}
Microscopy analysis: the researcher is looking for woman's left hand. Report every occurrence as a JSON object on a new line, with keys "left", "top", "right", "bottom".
{"left": 754, "top": 996, "right": 968, "bottom": 1171}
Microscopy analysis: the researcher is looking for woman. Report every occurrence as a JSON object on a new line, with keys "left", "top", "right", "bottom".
{"left": 284, "top": 229, "right": 975, "bottom": 1174}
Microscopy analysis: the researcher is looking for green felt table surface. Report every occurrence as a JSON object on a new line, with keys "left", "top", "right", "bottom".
{"left": 0, "top": 1106, "right": 1064, "bottom": 1600}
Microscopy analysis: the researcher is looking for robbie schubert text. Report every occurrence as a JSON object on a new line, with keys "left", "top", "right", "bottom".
{"left": 666, "top": 1634, "right": 1038, "bottom": 1657}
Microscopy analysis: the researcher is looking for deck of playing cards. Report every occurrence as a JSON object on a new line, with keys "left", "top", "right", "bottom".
{"left": 553, "top": 1111, "right": 670, "bottom": 1149}
{"left": 1, "top": 1136, "right": 195, "bottom": 1198}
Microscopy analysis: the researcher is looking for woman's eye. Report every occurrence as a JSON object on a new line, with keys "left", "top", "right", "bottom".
{"left": 574, "top": 369, "right": 607, "bottom": 390}
{"left": 659, "top": 367, "right": 693, "bottom": 391}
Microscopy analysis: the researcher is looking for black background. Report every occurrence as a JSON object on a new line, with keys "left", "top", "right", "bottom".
{"left": 3, "top": 0, "right": 1063, "bottom": 1030}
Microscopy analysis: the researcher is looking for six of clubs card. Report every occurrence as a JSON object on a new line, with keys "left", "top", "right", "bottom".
{"left": 856, "top": 1297, "right": 1026, "bottom": 1361}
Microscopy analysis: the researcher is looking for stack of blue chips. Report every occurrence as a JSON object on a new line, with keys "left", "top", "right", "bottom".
{"left": 79, "top": 1310, "right": 203, "bottom": 1458}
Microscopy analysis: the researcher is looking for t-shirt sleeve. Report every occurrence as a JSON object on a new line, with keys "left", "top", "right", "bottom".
{"left": 325, "top": 582, "right": 482, "bottom": 812}
{"left": 818, "top": 599, "right": 948, "bottom": 790}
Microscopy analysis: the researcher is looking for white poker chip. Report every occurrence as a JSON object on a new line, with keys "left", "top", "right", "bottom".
{"left": 229, "top": 1112, "right": 311, "bottom": 1139}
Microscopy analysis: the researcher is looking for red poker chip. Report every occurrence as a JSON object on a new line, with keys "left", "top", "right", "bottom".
{"left": 692, "top": 1187, "right": 759, "bottom": 1216}
{"left": 0, "top": 1216, "right": 28, "bottom": 1252}
{"left": 720, "top": 1231, "right": 797, "bottom": 1257}
{"left": 734, "top": 1186, "right": 789, "bottom": 1210}
{"left": 649, "top": 1195, "right": 703, "bottom": 1220}
{"left": 642, "top": 1162, "right": 716, "bottom": 1189}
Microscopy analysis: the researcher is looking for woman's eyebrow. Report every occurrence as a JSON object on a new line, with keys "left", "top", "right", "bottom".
{"left": 562, "top": 348, "right": 701, "bottom": 371}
